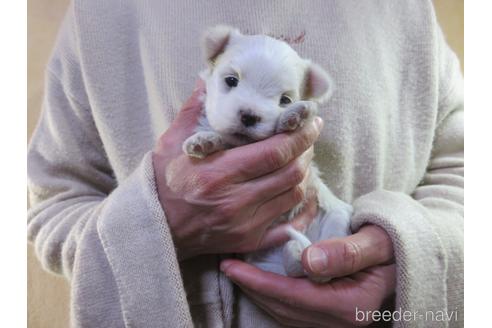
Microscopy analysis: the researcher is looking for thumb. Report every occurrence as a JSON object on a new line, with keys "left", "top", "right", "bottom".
{"left": 301, "top": 224, "right": 394, "bottom": 278}
{"left": 171, "top": 79, "right": 206, "bottom": 139}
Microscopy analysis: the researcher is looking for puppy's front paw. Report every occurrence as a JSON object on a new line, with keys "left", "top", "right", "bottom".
{"left": 183, "top": 132, "right": 224, "bottom": 158}
{"left": 282, "top": 240, "right": 305, "bottom": 277}
{"left": 276, "top": 101, "right": 317, "bottom": 133}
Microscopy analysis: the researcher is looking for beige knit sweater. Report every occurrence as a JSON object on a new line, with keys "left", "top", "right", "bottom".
{"left": 27, "top": 1, "right": 463, "bottom": 327}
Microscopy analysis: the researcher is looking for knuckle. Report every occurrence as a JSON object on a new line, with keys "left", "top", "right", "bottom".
{"left": 194, "top": 171, "right": 225, "bottom": 196}
{"left": 194, "top": 173, "right": 214, "bottom": 195}
{"left": 291, "top": 186, "right": 305, "bottom": 204}
{"left": 216, "top": 203, "right": 237, "bottom": 222}
{"left": 299, "top": 133, "right": 313, "bottom": 150}
{"left": 288, "top": 162, "right": 306, "bottom": 186}
{"left": 342, "top": 241, "right": 363, "bottom": 273}
{"left": 265, "top": 147, "right": 288, "bottom": 170}
{"left": 235, "top": 223, "right": 251, "bottom": 237}
{"left": 294, "top": 128, "right": 316, "bottom": 152}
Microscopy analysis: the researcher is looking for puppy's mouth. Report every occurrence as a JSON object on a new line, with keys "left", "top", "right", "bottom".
{"left": 232, "top": 132, "right": 256, "bottom": 144}
{"left": 222, "top": 129, "right": 272, "bottom": 146}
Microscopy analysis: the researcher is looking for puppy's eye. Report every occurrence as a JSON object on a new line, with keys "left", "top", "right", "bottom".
{"left": 224, "top": 76, "right": 239, "bottom": 88}
{"left": 279, "top": 95, "right": 292, "bottom": 105}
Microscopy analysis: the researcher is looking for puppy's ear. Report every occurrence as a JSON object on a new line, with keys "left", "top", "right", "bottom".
{"left": 202, "top": 25, "right": 240, "bottom": 67}
{"left": 302, "top": 61, "right": 334, "bottom": 103}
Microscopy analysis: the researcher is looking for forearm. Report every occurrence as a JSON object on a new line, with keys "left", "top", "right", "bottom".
{"left": 350, "top": 107, "right": 463, "bottom": 327}
{"left": 28, "top": 34, "right": 193, "bottom": 323}
{"left": 28, "top": 151, "right": 194, "bottom": 326}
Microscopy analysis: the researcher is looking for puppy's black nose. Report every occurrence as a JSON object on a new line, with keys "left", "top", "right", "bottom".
{"left": 240, "top": 112, "right": 261, "bottom": 127}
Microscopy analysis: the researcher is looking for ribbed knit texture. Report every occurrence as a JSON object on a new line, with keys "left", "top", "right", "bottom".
{"left": 27, "top": 1, "right": 463, "bottom": 327}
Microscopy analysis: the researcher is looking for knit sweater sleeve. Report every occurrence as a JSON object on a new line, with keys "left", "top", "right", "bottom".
{"left": 27, "top": 5, "right": 193, "bottom": 327}
{"left": 350, "top": 26, "right": 463, "bottom": 327}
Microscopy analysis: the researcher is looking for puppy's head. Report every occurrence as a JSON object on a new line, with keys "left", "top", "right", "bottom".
{"left": 201, "top": 25, "right": 333, "bottom": 146}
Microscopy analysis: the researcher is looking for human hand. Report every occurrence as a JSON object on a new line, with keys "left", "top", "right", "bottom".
{"left": 152, "top": 80, "right": 324, "bottom": 260}
{"left": 220, "top": 225, "right": 396, "bottom": 327}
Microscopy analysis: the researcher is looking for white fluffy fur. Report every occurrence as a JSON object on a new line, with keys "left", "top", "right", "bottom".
{"left": 183, "top": 26, "right": 352, "bottom": 280}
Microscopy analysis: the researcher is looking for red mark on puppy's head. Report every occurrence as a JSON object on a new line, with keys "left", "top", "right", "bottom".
{"left": 243, "top": 29, "right": 306, "bottom": 45}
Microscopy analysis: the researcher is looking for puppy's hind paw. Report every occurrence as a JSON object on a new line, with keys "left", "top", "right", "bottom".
{"left": 276, "top": 101, "right": 317, "bottom": 133}
{"left": 183, "top": 132, "right": 224, "bottom": 158}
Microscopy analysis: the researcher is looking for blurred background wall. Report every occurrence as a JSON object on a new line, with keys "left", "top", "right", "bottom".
{"left": 27, "top": 2, "right": 71, "bottom": 327}
{"left": 27, "top": 0, "right": 464, "bottom": 326}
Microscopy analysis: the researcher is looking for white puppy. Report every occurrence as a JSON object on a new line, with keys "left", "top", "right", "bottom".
{"left": 184, "top": 26, "right": 353, "bottom": 280}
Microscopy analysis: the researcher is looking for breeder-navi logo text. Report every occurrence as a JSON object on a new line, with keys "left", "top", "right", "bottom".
{"left": 355, "top": 307, "right": 459, "bottom": 323}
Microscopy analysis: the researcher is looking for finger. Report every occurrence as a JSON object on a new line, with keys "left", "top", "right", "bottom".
{"left": 351, "top": 264, "right": 397, "bottom": 301}
{"left": 224, "top": 260, "right": 396, "bottom": 326}
{"left": 249, "top": 186, "right": 305, "bottom": 237}
{"left": 255, "top": 191, "right": 318, "bottom": 250}
{"left": 178, "top": 79, "right": 206, "bottom": 115}
{"left": 240, "top": 288, "right": 323, "bottom": 328}
{"left": 241, "top": 290, "right": 308, "bottom": 327}
{"left": 241, "top": 287, "right": 349, "bottom": 328}
{"left": 302, "top": 224, "right": 394, "bottom": 278}
{"left": 155, "top": 79, "right": 206, "bottom": 153}
{"left": 215, "top": 117, "right": 323, "bottom": 182}
{"left": 169, "top": 79, "right": 206, "bottom": 138}
{"left": 287, "top": 188, "right": 318, "bottom": 232}
{"left": 242, "top": 148, "right": 313, "bottom": 206}
{"left": 220, "top": 259, "right": 340, "bottom": 313}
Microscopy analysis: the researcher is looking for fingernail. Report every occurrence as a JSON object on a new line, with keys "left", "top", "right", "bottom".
{"left": 314, "top": 117, "right": 324, "bottom": 131}
{"left": 307, "top": 246, "right": 328, "bottom": 274}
